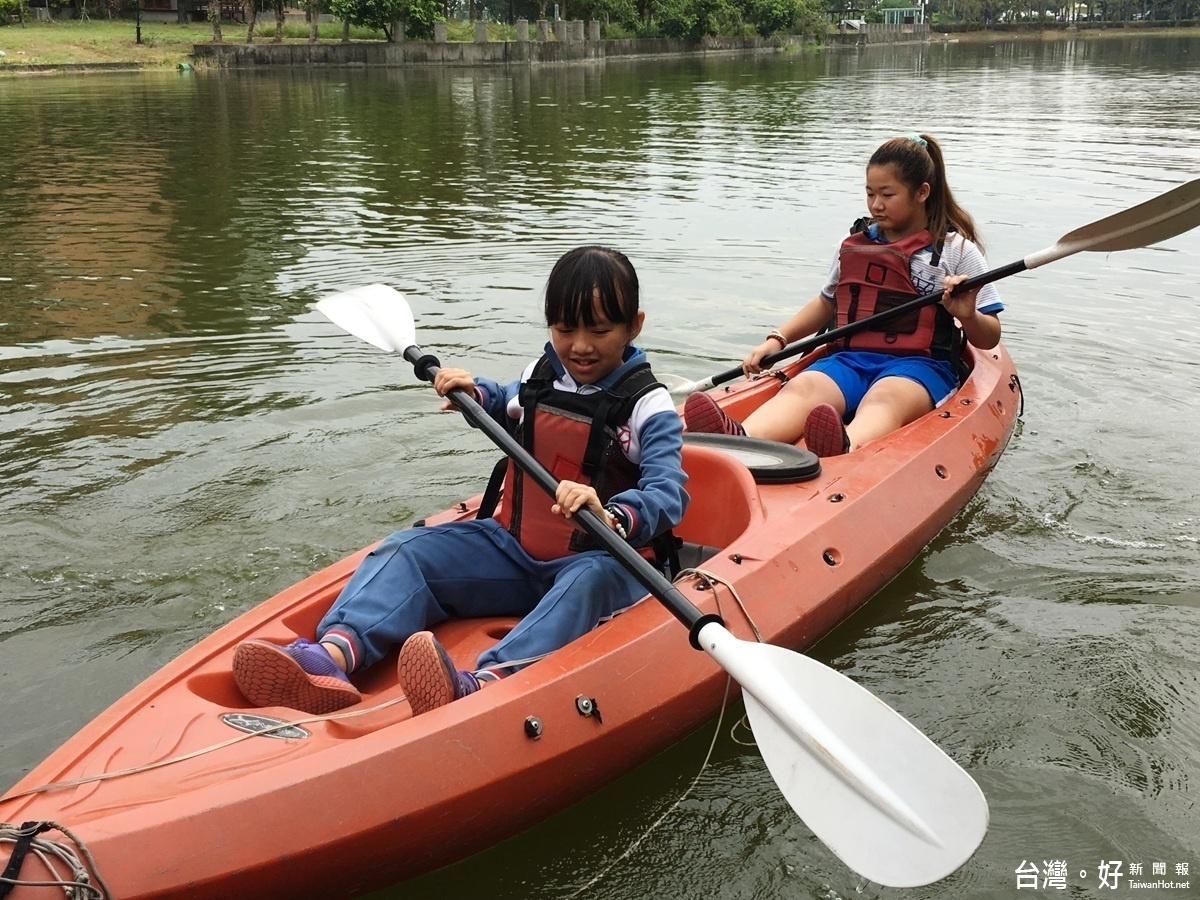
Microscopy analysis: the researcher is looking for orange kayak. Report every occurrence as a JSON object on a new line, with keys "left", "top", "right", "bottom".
{"left": 0, "top": 344, "right": 1019, "bottom": 900}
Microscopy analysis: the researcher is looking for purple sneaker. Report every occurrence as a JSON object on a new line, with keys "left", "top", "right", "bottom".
{"left": 397, "top": 632, "right": 480, "bottom": 716}
{"left": 684, "top": 392, "right": 746, "bottom": 436}
{"left": 233, "top": 638, "right": 361, "bottom": 715}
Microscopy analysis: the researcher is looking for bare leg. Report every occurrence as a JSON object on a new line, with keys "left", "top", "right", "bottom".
{"left": 742, "top": 371, "right": 845, "bottom": 444}
{"left": 845, "top": 376, "right": 933, "bottom": 450}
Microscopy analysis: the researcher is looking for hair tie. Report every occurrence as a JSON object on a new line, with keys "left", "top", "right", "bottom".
{"left": 908, "top": 134, "right": 928, "bottom": 148}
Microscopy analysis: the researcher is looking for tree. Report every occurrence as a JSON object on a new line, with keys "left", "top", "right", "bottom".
{"left": 748, "top": 0, "right": 799, "bottom": 34}
{"left": 329, "top": 0, "right": 439, "bottom": 38}
{"left": 209, "top": 0, "right": 223, "bottom": 41}
{"left": 655, "top": 0, "right": 731, "bottom": 37}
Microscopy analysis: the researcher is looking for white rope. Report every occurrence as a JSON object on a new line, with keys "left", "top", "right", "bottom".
{"left": 2, "top": 694, "right": 411, "bottom": 802}
{"left": 676, "top": 566, "right": 763, "bottom": 745}
{"left": 676, "top": 566, "right": 765, "bottom": 643}
{"left": 565, "top": 567, "right": 766, "bottom": 896}
{"left": 0, "top": 821, "right": 112, "bottom": 899}
{"left": 564, "top": 674, "right": 734, "bottom": 899}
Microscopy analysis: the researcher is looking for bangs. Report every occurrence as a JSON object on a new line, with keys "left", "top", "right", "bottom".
{"left": 544, "top": 246, "right": 639, "bottom": 327}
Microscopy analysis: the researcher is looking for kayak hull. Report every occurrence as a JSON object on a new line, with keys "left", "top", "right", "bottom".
{"left": 0, "top": 345, "right": 1019, "bottom": 899}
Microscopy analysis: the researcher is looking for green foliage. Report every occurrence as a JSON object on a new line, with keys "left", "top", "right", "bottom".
{"left": 328, "top": 0, "right": 439, "bottom": 37}
{"left": 579, "top": 0, "right": 640, "bottom": 27}
{"left": 0, "top": 0, "right": 23, "bottom": 18}
{"left": 748, "top": 0, "right": 799, "bottom": 34}
{"left": 656, "top": 0, "right": 730, "bottom": 38}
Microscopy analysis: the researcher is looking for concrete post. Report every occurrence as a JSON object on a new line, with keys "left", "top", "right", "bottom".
{"left": 433, "top": 20, "right": 447, "bottom": 42}
{"left": 571, "top": 20, "right": 584, "bottom": 40}
{"left": 515, "top": 19, "right": 529, "bottom": 41}
{"left": 475, "top": 21, "right": 488, "bottom": 42}
{"left": 536, "top": 19, "right": 548, "bottom": 41}
{"left": 587, "top": 19, "right": 600, "bottom": 40}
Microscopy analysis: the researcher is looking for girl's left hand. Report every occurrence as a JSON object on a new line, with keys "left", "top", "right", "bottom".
{"left": 941, "top": 274, "right": 980, "bottom": 322}
{"left": 551, "top": 481, "right": 605, "bottom": 522}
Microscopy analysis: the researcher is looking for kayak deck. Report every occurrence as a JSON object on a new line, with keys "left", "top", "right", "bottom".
{"left": 0, "top": 344, "right": 1019, "bottom": 899}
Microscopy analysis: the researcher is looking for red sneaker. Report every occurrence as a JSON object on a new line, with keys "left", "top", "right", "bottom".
{"left": 398, "top": 632, "right": 480, "bottom": 716}
{"left": 684, "top": 392, "right": 746, "bottom": 436}
{"left": 233, "top": 639, "right": 361, "bottom": 714}
{"left": 803, "top": 403, "right": 850, "bottom": 457}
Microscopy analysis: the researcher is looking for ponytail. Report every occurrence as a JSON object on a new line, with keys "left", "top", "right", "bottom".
{"left": 868, "top": 135, "right": 982, "bottom": 251}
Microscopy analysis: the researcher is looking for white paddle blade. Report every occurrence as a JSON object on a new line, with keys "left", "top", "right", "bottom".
{"left": 315, "top": 284, "right": 415, "bottom": 353}
{"left": 1028, "top": 178, "right": 1200, "bottom": 267}
{"left": 658, "top": 373, "right": 716, "bottom": 403}
{"left": 698, "top": 624, "right": 987, "bottom": 888}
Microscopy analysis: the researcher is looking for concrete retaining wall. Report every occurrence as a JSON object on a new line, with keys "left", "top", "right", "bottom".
{"left": 828, "top": 23, "right": 931, "bottom": 45}
{"left": 192, "top": 34, "right": 822, "bottom": 68}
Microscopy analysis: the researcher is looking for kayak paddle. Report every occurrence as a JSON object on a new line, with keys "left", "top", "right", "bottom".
{"left": 315, "top": 284, "right": 989, "bottom": 888}
{"left": 667, "top": 176, "right": 1200, "bottom": 398}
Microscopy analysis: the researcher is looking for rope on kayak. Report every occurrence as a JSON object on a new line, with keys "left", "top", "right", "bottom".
{"left": 0, "top": 820, "right": 112, "bottom": 899}
{"left": 1, "top": 695, "right": 414, "bottom": 802}
{"left": 678, "top": 567, "right": 764, "bottom": 643}
{"left": 565, "top": 567, "right": 760, "bottom": 898}
{"left": 679, "top": 567, "right": 764, "bottom": 749}
{"left": 564, "top": 674, "right": 734, "bottom": 900}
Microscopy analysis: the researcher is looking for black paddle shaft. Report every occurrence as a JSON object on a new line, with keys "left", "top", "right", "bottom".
{"left": 402, "top": 345, "right": 721, "bottom": 648}
{"left": 708, "top": 259, "right": 1027, "bottom": 388}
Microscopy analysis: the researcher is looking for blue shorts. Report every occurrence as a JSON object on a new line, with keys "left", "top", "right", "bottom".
{"left": 805, "top": 351, "right": 958, "bottom": 413}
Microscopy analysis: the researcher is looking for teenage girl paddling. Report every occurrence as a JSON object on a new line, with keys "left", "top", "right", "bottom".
{"left": 685, "top": 134, "right": 1003, "bottom": 456}
{"left": 233, "top": 246, "right": 688, "bottom": 717}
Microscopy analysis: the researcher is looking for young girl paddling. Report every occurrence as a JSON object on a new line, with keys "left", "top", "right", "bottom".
{"left": 685, "top": 134, "right": 1003, "bottom": 456}
{"left": 233, "top": 246, "right": 689, "bottom": 717}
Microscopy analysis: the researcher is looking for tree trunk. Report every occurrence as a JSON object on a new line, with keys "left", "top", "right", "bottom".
{"left": 341, "top": 16, "right": 349, "bottom": 40}
{"left": 209, "top": 0, "right": 222, "bottom": 41}
{"left": 308, "top": 0, "right": 318, "bottom": 41}
{"left": 245, "top": 0, "right": 257, "bottom": 41}
{"left": 273, "top": 0, "right": 283, "bottom": 41}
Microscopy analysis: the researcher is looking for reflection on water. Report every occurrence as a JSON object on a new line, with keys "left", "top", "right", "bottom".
{"left": 1, "top": 36, "right": 1198, "bottom": 899}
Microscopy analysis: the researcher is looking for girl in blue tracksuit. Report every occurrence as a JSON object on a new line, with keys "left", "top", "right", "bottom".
{"left": 234, "top": 246, "right": 689, "bottom": 717}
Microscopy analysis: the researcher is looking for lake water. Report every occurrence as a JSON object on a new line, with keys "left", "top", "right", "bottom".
{"left": 1, "top": 35, "right": 1198, "bottom": 899}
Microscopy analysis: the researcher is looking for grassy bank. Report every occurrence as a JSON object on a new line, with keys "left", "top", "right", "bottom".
{"left": 3, "top": 18, "right": 1198, "bottom": 72}
{"left": 0, "top": 19, "right": 205, "bottom": 68}
{"left": 0, "top": 18, "right": 524, "bottom": 70}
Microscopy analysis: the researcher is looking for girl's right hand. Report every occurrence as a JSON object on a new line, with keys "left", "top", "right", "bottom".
{"left": 433, "top": 367, "right": 476, "bottom": 410}
{"left": 742, "top": 341, "right": 778, "bottom": 376}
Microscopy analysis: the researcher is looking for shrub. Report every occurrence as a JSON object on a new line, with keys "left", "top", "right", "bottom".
{"left": 748, "top": 0, "right": 797, "bottom": 35}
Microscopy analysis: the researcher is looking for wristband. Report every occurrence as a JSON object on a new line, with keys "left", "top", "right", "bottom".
{"left": 766, "top": 330, "right": 787, "bottom": 348}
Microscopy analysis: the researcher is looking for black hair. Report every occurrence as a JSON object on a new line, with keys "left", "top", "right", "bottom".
{"left": 869, "top": 135, "right": 982, "bottom": 251}
{"left": 544, "top": 246, "right": 640, "bottom": 328}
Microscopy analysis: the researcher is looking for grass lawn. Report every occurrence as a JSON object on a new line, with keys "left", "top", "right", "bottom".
{"left": 0, "top": 20, "right": 214, "bottom": 68}
{"left": 0, "top": 18, "right": 524, "bottom": 69}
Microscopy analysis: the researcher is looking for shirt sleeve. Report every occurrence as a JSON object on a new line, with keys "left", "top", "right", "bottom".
{"left": 470, "top": 374, "right": 522, "bottom": 435}
{"left": 947, "top": 235, "right": 1003, "bottom": 315}
{"left": 820, "top": 250, "right": 841, "bottom": 301}
{"left": 606, "top": 390, "right": 690, "bottom": 547}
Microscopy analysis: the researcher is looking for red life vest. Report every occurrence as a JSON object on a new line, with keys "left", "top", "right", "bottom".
{"left": 833, "top": 228, "right": 961, "bottom": 361}
{"left": 493, "top": 356, "right": 664, "bottom": 563}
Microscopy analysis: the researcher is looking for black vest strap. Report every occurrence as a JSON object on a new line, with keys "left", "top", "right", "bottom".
{"left": 475, "top": 355, "right": 678, "bottom": 565}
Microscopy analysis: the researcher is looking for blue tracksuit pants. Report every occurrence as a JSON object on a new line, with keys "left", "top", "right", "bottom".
{"left": 317, "top": 517, "right": 650, "bottom": 674}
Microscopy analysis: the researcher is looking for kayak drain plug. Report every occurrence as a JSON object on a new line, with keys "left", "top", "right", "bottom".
{"left": 524, "top": 716, "right": 543, "bottom": 739}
